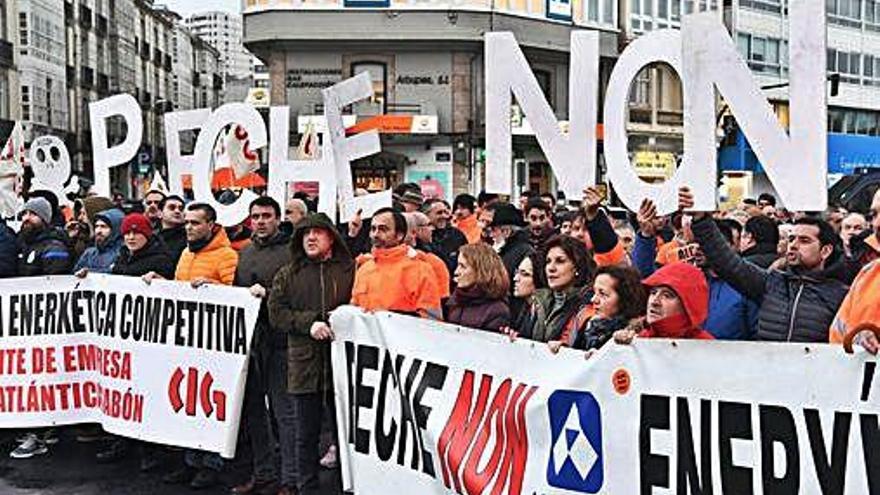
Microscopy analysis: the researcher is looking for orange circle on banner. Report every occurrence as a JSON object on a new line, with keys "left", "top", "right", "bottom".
{"left": 612, "top": 369, "right": 631, "bottom": 395}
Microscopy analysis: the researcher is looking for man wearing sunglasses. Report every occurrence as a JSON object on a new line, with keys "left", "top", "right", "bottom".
{"left": 158, "top": 195, "right": 187, "bottom": 263}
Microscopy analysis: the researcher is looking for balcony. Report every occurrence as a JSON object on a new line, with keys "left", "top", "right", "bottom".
{"left": 79, "top": 5, "right": 93, "bottom": 30}
{"left": 0, "top": 40, "right": 12, "bottom": 69}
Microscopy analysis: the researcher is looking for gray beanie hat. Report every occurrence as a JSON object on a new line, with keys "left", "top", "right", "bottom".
{"left": 23, "top": 197, "right": 53, "bottom": 225}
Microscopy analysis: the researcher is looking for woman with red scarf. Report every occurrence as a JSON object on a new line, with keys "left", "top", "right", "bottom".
{"left": 615, "top": 262, "right": 715, "bottom": 343}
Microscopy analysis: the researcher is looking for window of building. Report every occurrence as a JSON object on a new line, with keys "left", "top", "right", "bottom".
{"left": 351, "top": 62, "right": 387, "bottom": 115}
{"left": 534, "top": 69, "right": 554, "bottom": 106}
{"left": 828, "top": 0, "right": 863, "bottom": 26}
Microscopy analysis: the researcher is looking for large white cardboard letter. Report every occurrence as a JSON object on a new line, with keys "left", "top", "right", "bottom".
{"left": 603, "top": 30, "right": 701, "bottom": 215}
{"left": 485, "top": 32, "right": 598, "bottom": 200}
{"left": 322, "top": 73, "right": 389, "bottom": 222}
{"left": 191, "top": 104, "right": 265, "bottom": 226}
{"left": 90, "top": 94, "right": 143, "bottom": 197}
{"left": 164, "top": 109, "right": 211, "bottom": 196}
{"left": 683, "top": 10, "right": 827, "bottom": 212}
{"left": 268, "top": 107, "right": 338, "bottom": 220}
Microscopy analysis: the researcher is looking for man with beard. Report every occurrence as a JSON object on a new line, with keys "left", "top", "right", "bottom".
{"left": 524, "top": 199, "right": 555, "bottom": 250}
{"left": 73, "top": 209, "right": 124, "bottom": 274}
{"left": 351, "top": 207, "right": 441, "bottom": 318}
{"left": 158, "top": 195, "right": 187, "bottom": 263}
{"left": 229, "top": 197, "right": 290, "bottom": 495}
{"left": 682, "top": 187, "right": 848, "bottom": 342}
{"left": 16, "top": 197, "right": 72, "bottom": 277}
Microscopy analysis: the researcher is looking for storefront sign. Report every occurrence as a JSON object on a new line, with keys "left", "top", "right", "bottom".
{"left": 286, "top": 68, "right": 343, "bottom": 89}
{"left": 346, "top": 115, "right": 438, "bottom": 135}
{"left": 396, "top": 74, "right": 450, "bottom": 85}
{"left": 633, "top": 151, "right": 676, "bottom": 179}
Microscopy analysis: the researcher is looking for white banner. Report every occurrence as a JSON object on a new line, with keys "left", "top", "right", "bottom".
{"left": 0, "top": 275, "right": 260, "bottom": 458}
{"left": 330, "top": 306, "right": 880, "bottom": 494}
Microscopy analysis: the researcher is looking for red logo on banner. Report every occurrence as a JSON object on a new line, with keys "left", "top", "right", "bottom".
{"left": 167, "top": 367, "right": 227, "bottom": 422}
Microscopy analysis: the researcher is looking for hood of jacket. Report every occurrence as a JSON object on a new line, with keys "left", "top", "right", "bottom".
{"left": 93, "top": 208, "right": 124, "bottom": 250}
{"left": 290, "top": 213, "right": 353, "bottom": 268}
{"left": 643, "top": 261, "right": 709, "bottom": 330}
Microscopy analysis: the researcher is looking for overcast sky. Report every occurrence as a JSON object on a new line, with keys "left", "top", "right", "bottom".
{"left": 159, "top": 0, "right": 241, "bottom": 17}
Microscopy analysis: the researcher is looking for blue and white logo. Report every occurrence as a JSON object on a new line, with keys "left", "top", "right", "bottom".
{"left": 546, "top": 390, "right": 603, "bottom": 493}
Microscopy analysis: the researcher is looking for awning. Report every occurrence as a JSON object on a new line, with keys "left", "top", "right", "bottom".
{"left": 346, "top": 115, "right": 438, "bottom": 135}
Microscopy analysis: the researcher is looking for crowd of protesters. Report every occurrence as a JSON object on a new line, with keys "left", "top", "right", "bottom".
{"left": 2, "top": 177, "right": 880, "bottom": 494}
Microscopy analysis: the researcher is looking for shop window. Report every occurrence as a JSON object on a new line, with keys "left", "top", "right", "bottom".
{"left": 351, "top": 62, "right": 387, "bottom": 115}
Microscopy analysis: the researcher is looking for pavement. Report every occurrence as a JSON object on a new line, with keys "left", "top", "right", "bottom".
{"left": 0, "top": 430, "right": 345, "bottom": 495}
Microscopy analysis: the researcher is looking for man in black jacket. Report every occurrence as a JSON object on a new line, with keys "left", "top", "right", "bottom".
{"left": 230, "top": 196, "right": 290, "bottom": 495}
{"left": 16, "top": 197, "right": 72, "bottom": 277}
{"left": 158, "top": 195, "right": 187, "bottom": 263}
{"left": 681, "top": 187, "right": 848, "bottom": 342}
{"left": 425, "top": 198, "right": 466, "bottom": 272}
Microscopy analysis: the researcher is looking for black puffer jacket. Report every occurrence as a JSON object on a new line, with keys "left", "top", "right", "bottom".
{"left": 743, "top": 244, "right": 779, "bottom": 269}
{"left": 159, "top": 225, "right": 187, "bottom": 264}
{"left": 112, "top": 236, "right": 176, "bottom": 279}
{"left": 692, "top": 217, "right": 848, "bottom": 343}
{"left": 17, "top": 227, "right": 73, "bottom": 276}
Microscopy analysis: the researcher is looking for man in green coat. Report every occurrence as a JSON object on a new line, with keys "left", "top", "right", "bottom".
{"left": 268, "top": 213, "right": 355, "bottom": 495}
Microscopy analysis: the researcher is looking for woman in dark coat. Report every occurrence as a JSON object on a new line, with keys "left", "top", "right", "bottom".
{"left": 445, "top": 243, "right": 511, "bottom": 332}
{"left": 112, "top": 213, "right": 176, "bottom": 279}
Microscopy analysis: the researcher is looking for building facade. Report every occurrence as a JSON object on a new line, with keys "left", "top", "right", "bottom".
{"left": 0, "top": 0, "right": 20, "bottom": 138}
{"left": 243, "top": 0, "right": 620, "bottom": 200}
{"left": 16, "top": 0, "right": 223, "bottom": 195}
{"left": 19, "top": 0, "right": 68, "bottom": 144}
{"left": 186, "top": 10, "right": 252, "bottom": 102}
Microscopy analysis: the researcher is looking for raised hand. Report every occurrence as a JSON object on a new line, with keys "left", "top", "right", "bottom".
{"left": 637, "top": 198, "right": 658, "bottom": 237}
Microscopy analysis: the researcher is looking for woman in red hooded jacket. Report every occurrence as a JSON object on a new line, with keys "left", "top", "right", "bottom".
{"left": 614, "top": 261, "right": 715, "bottom": 343}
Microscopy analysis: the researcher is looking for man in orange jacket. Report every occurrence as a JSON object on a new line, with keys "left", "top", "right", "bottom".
{"left": 351, "top": 207, "right": 442, "bottom": 319}
{"left": 452, "top": 194, "right": 482, "bottom": 244}
{"left": 830, "top": 260, "right": 880, "bottom": 354}
{"left": 145, "top": 202, "right": 239, "bottom": 489}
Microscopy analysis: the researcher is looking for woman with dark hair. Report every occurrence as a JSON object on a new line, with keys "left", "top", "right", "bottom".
{"left": 561, "top": 265, "right": 647, "bottom": 353}
{"left": 517, "top": 235, "right": 596, "bottom": 344}
{"left": 510, "top": 252, "right": 546, "bottom": 328}
{"left": 445, "top": 244, "right": 511, "bottom": 332}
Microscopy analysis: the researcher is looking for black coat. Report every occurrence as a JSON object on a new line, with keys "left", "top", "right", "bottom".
{"left": 0, "top": 220, "right": 17, "bottom": 278}
{"left": 234, "top": 231, "right": 292, "bottom": 351}
{"left": 112, "top": 236, "right": 176, "bottom": 279}
{"left": 158, "top": 225, "right": 187, "bottom": 264}
{"left": 17, "top": 227, "right": 73, "bottom": 276}
{"left": 743, "top": 244, "right": 779, "bottom": 269}
{"left": 692, "top": 217, "right": 848, "bottom": 343}
{"left": 431, "top": 226, "right": 467, "bottom": 273}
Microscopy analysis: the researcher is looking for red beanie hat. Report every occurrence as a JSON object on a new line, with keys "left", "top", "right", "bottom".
{"left": 121, "top": 213, "right": 153, "bottom": 238}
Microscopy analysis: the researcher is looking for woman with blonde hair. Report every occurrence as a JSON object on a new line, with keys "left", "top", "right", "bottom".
{"left": 444, "top": 243, "right": 511, "bottom": 332}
